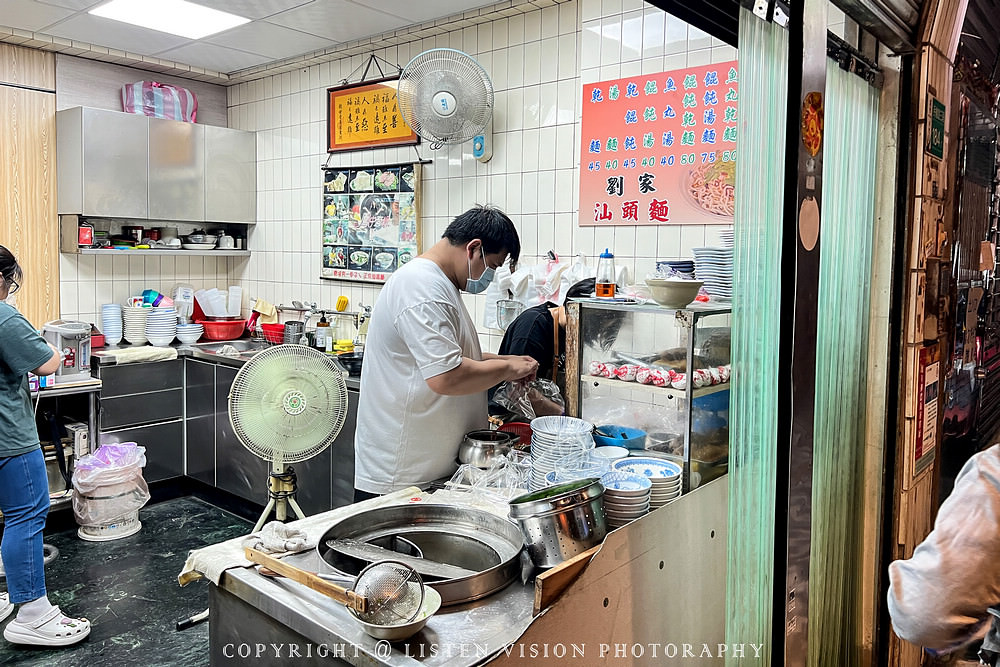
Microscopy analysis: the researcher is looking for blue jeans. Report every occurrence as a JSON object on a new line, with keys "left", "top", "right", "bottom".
{"left": 0, "top": 448, "right": 49, "bottom": 603}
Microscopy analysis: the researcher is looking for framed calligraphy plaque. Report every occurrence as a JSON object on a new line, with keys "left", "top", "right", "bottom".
{"left": 326, "top": 78, "right": 419, "bottom": 153}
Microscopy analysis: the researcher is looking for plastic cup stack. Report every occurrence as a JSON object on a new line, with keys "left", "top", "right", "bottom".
{"left": 101, "top": 304, "right": 123, "bottom": 345}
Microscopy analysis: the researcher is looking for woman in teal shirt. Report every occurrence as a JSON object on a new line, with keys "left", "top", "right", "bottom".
{"left": 0, "top": 246, "right": 90, "bottom": 647}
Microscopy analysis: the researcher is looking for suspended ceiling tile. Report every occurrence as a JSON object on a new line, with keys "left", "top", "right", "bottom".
{"left": 155, "top": 40, "right": 273, "bottom": 73}
{"left": 35, "top": 0, "right": 103, "bottom": 11}
{"left": 205, "top": 20, "right": 333, "bottom": 59}
{"left": 1, "top": 0, "right": 75, "bottom": 32}
{"left": 264, "top": 1, "right": 411, "bottom": 42}
{"left": 183, "top": 0, "right": 315, "bottom": 21}
{"left": 349, "top": 0, "right": 498, "bottom": 23}
{"left": 42, "top": 12, "right": 191, "bottom": 53}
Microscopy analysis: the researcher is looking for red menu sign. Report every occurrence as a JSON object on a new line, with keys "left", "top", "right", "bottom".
{"left": 579, "top": 61, "right": 738, "bottom": 226}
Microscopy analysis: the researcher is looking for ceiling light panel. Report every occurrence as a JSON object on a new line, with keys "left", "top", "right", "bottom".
{"left": 89, "top": 0, "right": 251, "bottom": 39}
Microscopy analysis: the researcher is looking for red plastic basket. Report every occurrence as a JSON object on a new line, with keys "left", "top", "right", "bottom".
{"left": 260, "top": 323, "right": 284, "bottom": 344}
{"left": 498, "top": 422, "right": 532, "bottom": 449}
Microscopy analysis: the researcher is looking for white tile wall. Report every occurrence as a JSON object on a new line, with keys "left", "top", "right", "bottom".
{"left": 61, "top": 1, "right": 738, "bottom": 349}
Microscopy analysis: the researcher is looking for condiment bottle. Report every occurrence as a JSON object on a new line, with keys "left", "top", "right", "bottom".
{"left": 595, "top": 249, "right": 616, "bottom": 298}
{"left": 314, "top": 313, "right": 330, "bottom": 351}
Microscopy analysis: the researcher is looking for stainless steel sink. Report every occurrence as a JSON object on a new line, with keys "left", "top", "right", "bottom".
{"left": 189, "top": 339, "right": 271, "bottom": 354}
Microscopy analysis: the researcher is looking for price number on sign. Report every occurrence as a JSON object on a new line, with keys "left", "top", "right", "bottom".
{"left": 722, "top": 150, "right": 737, "bottom": 162}
{"left": 588, "top": 161, "right": 602, "bottom": 171}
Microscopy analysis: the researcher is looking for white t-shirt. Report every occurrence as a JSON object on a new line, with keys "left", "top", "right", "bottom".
{"left": 354, "top": 258, "right": 487, "bottom": 493}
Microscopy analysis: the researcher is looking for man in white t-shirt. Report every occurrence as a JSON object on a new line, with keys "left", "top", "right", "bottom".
{"left": 353, "top": 205, "right": 539, "bottom": 499}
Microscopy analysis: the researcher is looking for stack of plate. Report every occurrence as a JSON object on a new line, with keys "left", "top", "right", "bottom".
{"left": 145, "top": 306, "right": 177, "bottom": 346}
{"left": 101, "top": 304, "right": 123, "bottom": 345}
{"left": 175, "top": 322, "right": 204, "bottom": 344}
{"left": 655, "top": 259, "right": 695, "bottom": 278}
{"left": 599, "top": 471, "right": 651, "bottom": 529}
{"left": 122, "top": 306, "right": 149, "bottom": 345}
{"left": 612, "top": 457, "right": 683, "bottom": 508}
{"left": 718, "top": 229, "right": 734, "bottom": 247}
{"left": 692, "top": 246, "right": 733, "bottom": 300}
{"left": 528, "top": 416, "right": 595, "bottom": 491}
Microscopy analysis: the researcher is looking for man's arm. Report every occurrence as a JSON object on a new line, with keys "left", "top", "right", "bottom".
{"left": 888, "top": 445, "right": 1000, "bottom": 648}
{"left": 426, "top": 355, "right": 538, "bottom": 396}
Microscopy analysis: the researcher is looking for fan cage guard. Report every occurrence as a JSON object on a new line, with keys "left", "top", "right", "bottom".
{"left": 398, "top": 48, "right": 494, "bottom": 146}
{"left": 229, "top": 345, "right": 349, "bottom": 464}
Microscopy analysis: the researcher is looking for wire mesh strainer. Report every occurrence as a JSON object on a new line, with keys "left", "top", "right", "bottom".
{"left": 352, "top": 559, "right": 425, "bottom": 626}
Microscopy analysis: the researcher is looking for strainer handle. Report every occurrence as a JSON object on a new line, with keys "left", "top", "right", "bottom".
{"left": 244, "top": 547, "right": 367, "bottom": 614}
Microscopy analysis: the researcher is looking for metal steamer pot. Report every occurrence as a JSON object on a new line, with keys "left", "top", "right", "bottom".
{"left": 509, "top": 478, "right": 608, "bottom": 568}
{"left": 458, "top": 429, "right": 518, "bottom": 468}
{"left": 316, "top": 504, "right": 524, "bottom": 606}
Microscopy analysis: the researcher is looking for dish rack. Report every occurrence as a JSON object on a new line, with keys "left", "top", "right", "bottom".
{"left": 250, "top": 302, "right": 315, "bottom": 345}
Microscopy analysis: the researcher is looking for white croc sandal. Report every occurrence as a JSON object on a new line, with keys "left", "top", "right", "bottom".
{"left": 0, "top": 593, "right": 12, "bottom": 623}
{"left": 3, "top": 606, "right": 90, "bottom": 646}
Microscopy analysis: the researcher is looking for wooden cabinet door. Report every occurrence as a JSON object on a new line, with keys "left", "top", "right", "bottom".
{"left": 0, "top": 83, "right": 58, "bottom": 328}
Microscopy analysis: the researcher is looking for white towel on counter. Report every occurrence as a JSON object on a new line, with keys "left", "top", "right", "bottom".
{"left": 241, "top": 521, "right": 314, "bottom": 555}
{"left": 94, "top": 346, "right": 178, "bottom": 365}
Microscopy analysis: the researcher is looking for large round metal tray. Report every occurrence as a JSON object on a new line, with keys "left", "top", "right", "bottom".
{"left": 316, "top": 504, "right": 524, "bottom": 606}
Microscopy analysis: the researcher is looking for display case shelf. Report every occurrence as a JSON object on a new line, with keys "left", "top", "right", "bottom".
{"left": 74, "top": 248, "right": 251, "bottom": 257}
{"left": 579, "top": 375, "right": 731, "bottom": 399}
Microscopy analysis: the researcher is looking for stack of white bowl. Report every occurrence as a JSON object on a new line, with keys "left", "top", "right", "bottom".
{"left": 528, "top": 416, "right": 594, "bottom": 491}
{"left": 175, "top": 322, "right": 204, "bottom": 344}
{"left": 101, "top": 304, "right": 123, "bottom": 345}
{"left": 599, "top": 471, "right": 652, "bottom": 529}
{"left": 145, "top": 306, "right": 177, "bottom": 346}
{"left": 122, "top": 306, "right": 149, "bottom": 345}
{"left": 612, "top": 457, "right": 683, "bottom": 508}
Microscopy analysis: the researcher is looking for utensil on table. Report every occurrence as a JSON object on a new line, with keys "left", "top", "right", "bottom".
{"left": 325, "top": 539, "right": 478, "bottom": 579}
{"left": 244, "top": 547, "right": 424, "bottom": 625}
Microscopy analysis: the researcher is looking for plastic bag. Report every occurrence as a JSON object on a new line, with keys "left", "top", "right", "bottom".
{"left": 121, "top": 81, "right": 198, "bottom": 122}
{"left": 72, "top": 443, "right": 150, "bottom": 527}
{"left": 494, "top": 378, "right": 565, "bottom": 421}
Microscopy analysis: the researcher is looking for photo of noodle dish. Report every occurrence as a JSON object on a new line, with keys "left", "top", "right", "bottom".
{"left": 685, "top": 159, "right": 735, "bottom": 218}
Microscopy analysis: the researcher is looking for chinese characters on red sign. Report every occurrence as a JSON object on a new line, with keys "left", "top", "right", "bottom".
{"left": 579, "top": 61, "right": 738, "bottom": 226}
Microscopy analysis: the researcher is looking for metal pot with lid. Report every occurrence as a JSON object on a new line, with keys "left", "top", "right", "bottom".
{"left": 508, "top": 477, "right": 608, "bottom": 568}
{"left": 458, "top": 429, "right": 518, "bottom": 468}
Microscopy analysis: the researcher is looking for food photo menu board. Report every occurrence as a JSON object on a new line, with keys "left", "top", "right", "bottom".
{"left": 320, "top": 163, "right": 420, "bottom": 283}
{"left": 579, "top": 61, "right": 738, "bottom": 226}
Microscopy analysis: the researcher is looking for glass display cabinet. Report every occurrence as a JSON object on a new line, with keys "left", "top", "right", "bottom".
{"left": 565, "top": 301, "right": 731, "bottom": 493}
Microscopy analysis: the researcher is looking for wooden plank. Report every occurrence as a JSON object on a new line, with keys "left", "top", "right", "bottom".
{"left": 0, "top": 85, "right": 59, "bottom": 328}
{"left": 533, "top": 544, "right": 600, "bottom": 615}
{"left": 0, "top": 44, "right": 54, "bottom": 90}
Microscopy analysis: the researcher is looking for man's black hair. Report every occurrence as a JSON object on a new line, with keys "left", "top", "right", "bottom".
{"left": 442, "top": 205, "right": 520, "bottom": 269}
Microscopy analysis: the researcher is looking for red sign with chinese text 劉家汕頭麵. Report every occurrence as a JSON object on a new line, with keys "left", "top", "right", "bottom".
{"left": 579, "top": 61, "right": 738, "bottom": 226}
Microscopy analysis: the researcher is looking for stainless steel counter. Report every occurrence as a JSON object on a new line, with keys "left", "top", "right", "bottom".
{"left": 212, "top": 549, "right": 536, "bottom": 667}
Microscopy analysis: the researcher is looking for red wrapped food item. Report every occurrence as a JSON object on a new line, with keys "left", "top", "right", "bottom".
{"left": 615, "top": 364, "right": 641, "bottom": 382}
{"left": 588, "top": 361, "right": 617, "bottom": 378}
{"left": 671, "top": 372, "right": 687, "bottom": 390}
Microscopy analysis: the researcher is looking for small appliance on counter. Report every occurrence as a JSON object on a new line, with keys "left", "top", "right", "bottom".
{"left": 42, "top": 320, "right": 92, "bottom": 383}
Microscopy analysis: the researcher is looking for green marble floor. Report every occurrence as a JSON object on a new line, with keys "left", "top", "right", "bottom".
{"left": 0, "top": 497, "right": 251, "bottom": 666}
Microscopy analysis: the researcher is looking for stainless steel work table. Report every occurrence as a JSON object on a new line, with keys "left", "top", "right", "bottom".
{"left": 210, "top": 548, "right": 536, "bottom": 666}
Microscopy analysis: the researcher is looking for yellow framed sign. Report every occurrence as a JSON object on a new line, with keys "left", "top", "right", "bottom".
{"left": 326, "top": 78, "right": 419, "bottom": 153}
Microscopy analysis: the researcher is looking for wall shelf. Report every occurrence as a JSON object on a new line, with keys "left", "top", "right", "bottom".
{"left": 580, "top": 375, "right": 730, "bottom": 399}
{"left": 70, "top": 249, "right": 251, "bottom": 257}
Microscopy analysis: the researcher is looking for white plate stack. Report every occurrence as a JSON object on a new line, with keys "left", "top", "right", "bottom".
{"left": 145, "top": 306, "right": 177, "bottom": 346}
{"left": 528, "top": 416, "right": 595, "bottom": 491}
{"left": 692, "top": 246, "right": 733, "bottom": 300}
{"left": 718, "top": 229, "right": 734, "bottom": 247}
{"left": 612, "top": 457, "right": 683, "bottom": 508}
{"left": 101, "top": 304, "right": 123, "bottom": 345}
{"left": 599, "top": 471, "right": 652, "bottom": 529}
{"left": 122, "top": 306, "right": 149, "bottom": 345}
{"left": 175, "top": 322, "right": 204, "bottom": 344}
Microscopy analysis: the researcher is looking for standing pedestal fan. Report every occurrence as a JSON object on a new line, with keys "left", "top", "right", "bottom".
{"left": 229, "top": 344, "right": 349, "bottom": 532}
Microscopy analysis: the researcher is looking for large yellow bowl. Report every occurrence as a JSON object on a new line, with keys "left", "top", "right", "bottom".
{"left": 645, "top": 278, "right": 704, "bottom": 308}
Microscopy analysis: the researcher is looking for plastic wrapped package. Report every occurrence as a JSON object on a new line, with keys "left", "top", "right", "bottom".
{"left": 72, "top": 443, "right": 150, "bottom": 527}
{"left": 493, "top": 378, "right": 565, "bottom": 422}
{"left": 446, "top": 450, "right": 530, "bottom": 501}
{"left": 121, "top": 81, "right": 198, "bottom": 122}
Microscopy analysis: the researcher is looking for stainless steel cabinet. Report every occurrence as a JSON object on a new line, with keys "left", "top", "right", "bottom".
{"left": 214, "top": 364, "right": 269, "bottom": 505}
{"left": 148, "top": 118, "right": 205, "bottom": 222}
{"left": 95, "top": 360, "right": 185, "bottom": 483}
{"left": 205, "top": 125, "right": 256, "bottom": 223}
{"left": 185, "top": 358, "right": 217, "bottom": 486}
{"left": 57, "top": 107, "right": 149, "bottom": 218}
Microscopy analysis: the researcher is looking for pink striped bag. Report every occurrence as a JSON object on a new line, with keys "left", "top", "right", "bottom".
{"left": 121, "top": 80, "right": 198, "bottom": 122}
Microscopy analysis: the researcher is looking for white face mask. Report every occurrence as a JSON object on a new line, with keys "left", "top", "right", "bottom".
{"left": 465, "top": 246, "right": 495, "bottom": 294}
